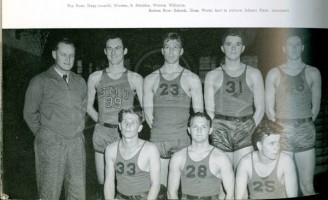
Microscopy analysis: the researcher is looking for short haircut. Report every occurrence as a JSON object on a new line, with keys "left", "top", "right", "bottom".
{"left": 283, "top": 29, "right": 306, "bottom": 45}
{"left": 104, "top": 33, "right": 125, "bottom": 48}
{"left": 188, "top": 112, "right": 212, "bottom": 127}
{"left": 53, "top": 37, "right": 75, "bottom": 51}
{"left": 163, "top": 32, "right": 183, "bottom": 48}
{"left": 221, "top": 29, "right": 245, "bottom": 45}
{"left": 252, "top": 120, "right": 283, "bottom": 150}
{"left": 118, "top": 106, "right": 144, "bottom": 124}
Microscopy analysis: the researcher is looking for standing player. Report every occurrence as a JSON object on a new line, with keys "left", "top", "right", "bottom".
{"left": 265, "top": 31, "right": 321, "bottom": 196}
{"left": 168, "top": 112, "right": 234, "bottom": 200}
{"left": 23, "top": 38, "right": 87, "bottom": 199}
{"left": 204, "top": 29, "right": 265, "bottom": 168}
{"left": 235, "top": 120, "right": 298, "bottom": 199}
{"left": 87, "top": 34, "right": 143, "bottom": 197}
{"left": 143, "top": 32, "right": 204, "bottom": 194}
{"left": 104, "top": 107, "right": 161, "bottom": 200}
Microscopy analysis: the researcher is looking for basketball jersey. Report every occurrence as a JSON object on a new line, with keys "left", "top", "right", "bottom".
{"left": 115, "top": 141, "right": 151, "bottom": 196}
{"left": 151, "top": 69, "right": 191, "bottom": 141}
{"left": 275, "top": 66, "right": 312, "bottom": 119}
{"left": 214, "top": 66, "right": 254, "bottom": 117}
{"left": 181, "top": 147, "right": 221, "bottom": 196}
{"left": 96, "top": 69, "right": 135, "bottom": 124}
{"left": 248, "top": 153, "right": 287, "bottom": 199}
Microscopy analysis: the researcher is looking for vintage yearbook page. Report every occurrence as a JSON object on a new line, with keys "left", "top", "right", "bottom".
{"left": 2, "top": 0, "right": 328, "bottom": 199}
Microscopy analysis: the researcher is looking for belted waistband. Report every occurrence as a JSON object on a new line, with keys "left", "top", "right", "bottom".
{"left": 98, "top": 121, "right": 118, "bottom": 128}
{"left": 116, "top": 191, "right": 148, "bottom": 200}
{"left": 182, "top": 194, "right": 219, "bottom": 200}
{"left": 214, "top": 114, "right": 253, "bottom": 122}
{"left": 276, "top": 117, "right": 312, "bottom": 124}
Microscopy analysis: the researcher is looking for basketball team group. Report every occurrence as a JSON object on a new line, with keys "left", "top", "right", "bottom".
{"left": 23, "top": 29, "right": 322, "bottom": 200}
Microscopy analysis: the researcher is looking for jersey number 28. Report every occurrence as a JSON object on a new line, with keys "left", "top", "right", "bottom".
{"left": 186, "top": 165, "right": 207, "bottom": 178}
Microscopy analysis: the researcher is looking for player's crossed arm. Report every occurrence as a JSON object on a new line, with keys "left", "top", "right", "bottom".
{"left": 211, "top": 149, "right": 235, "bottom": 200}
{"left": 235, "top": 154, "right": 251, "bottom": 199}
{"left": 104, "top": 142, "right": 118, "bottom": 199}
{"left": 265, "top": 68, "right": 279, "bottom": 122}
{"left": 250, "top": 68, "right": 265, "bottom": 126}
{"left": 146, "top": 143, "right": 161, "bottom": 200}
{"left": 307, "top": 67, "right": 322, "bottom": 121}
{"left": 167, "top": 150, "right": 186, "bottom": 199}
{"left": 188, "top": 72, "right": 204, "bottom": 113}
{"left": 281, "top": 153, "right": 298, "bottom": 198}
{"left": 143, "top": 73, "right": 160, "bottom": 128}
{"left": 204, "top": 72, "right": 216, "bottom": 119}
{"left": 87, "top": 71, "right": 102, "bottom": 122}
{"left": 128, "top": 71, "right": 144, "bottom": 108}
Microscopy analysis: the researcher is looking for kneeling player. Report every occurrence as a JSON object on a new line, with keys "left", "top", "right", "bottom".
{"left": 104, "top": 107, "right": 161, "bottom": 200}
{"left": 168, "top": 112, "right": 234, "bottom": 199}
{"left": 235, "top": 120, "right": 298, "bottom": 199}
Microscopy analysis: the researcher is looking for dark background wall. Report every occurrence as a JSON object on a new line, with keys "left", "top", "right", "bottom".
{"left": 2, "top": 28, "right": 328, "bottom": 199}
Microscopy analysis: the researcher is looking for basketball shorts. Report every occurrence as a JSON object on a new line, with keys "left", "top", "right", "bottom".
{"left": 277, "top": 119, "right": 315, "bottom": 152}
{"left": 211, "top": 117, "right": 256, "bottom": 152}
{"left": 152, "top": 134, "right": 191, "bottom": 159}
{"left": 93, "top": 123, "right": 120, "bottom": 153}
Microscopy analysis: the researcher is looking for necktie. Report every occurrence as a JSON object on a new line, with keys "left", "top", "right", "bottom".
{"left": 63, "top": 75, "right": 68, "bottom": 84}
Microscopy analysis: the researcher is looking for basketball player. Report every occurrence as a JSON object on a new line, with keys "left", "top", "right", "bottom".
{"left": 265, "top": 30, "right": 321, "bottom": 196}
{"left": 104, "top": 107, "right": 161, "bottom": 200}
{"left": 235, "top": 120, "right": 298, "bottom": 199}
{"left": 168, "top": 112, "right": 234, "bottom": 200}
{"left": 87, "top": 34, "right": 143, "bottom": 197}
{"left": 204, "top": 29, "right": 265, "bottom": 169}
{"left": 143, "top": 32, "right": 203, "bottom": 196}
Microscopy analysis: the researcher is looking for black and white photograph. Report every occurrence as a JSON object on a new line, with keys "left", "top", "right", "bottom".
{"left": 2, "top": 28, "right": 328, "bottom": 199}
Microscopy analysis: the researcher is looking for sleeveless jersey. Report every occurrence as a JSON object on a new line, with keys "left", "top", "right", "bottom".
{"left": 115, "top": 141, "right": 151, "bottom": 195}
{"left": 181, "top": 147, "right": 221, "bottom": 196}
{"left": 214, "top": 66, "right": 254, "bottom": 117}
{"left": 151, "top": 69, "right": 191, "bottom": 141}
{"left": 96, "top": 69, "right": 135, "bottom": 124}
{"left": 275, "top": 66, "right": 312, "bottom": 119}
{"left": 248, "top": 153, "right": 287, "bottom": 199}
